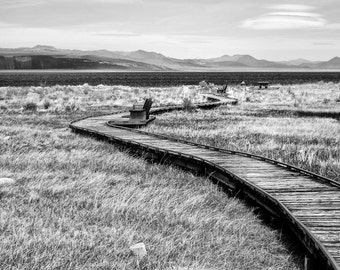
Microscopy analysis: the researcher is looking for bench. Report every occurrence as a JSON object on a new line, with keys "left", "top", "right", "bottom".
{"left": 129, "top": 98, "right": 153, "bottom": 121}
{"left": 258, "top": 81, "right": 269, "bottom": 89}
{"left": 217, "top": 84, "right": 227, "bottom": 94}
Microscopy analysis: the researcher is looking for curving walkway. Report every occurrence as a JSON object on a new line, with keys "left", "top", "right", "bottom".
{"left": 70, "top": 95, "right": 340, "bottom": 270}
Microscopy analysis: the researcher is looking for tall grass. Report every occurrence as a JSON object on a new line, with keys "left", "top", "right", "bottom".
{"left": 144, "top": 83, "right": 340, "bottom": 181}
{"left": 0, "top": 112, "right": 301, "bottom": 269}
{"left": 4, "top": 82, "right": 337, "bottom": 268}
{"left": 0, "top": 84, "right": 207, "bottom": 113}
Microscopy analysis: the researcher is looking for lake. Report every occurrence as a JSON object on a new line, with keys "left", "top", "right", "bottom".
{"left": 1, "top": 71, "right": 340, "bottom": 87}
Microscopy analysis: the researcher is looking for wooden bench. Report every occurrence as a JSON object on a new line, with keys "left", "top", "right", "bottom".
{"left": 108, "top": 98, "right": 155, "bottom": 128}
{"left": 129, "top": 98, "right": 153, "bottom": 121}
{"left": 217, "top": 84, "right": 227, "bottom": 94}
{"left": 258, "top": 81, "right": 269, "bottom": 89}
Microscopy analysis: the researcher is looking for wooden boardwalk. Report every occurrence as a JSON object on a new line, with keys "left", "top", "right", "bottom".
{"left": 70, "top": 96, "right": 340, "bottom": 270}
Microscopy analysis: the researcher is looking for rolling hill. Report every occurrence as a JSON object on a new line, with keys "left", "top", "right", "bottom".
{"left": 0, "top": 45, "right": 339, "bottom": 71}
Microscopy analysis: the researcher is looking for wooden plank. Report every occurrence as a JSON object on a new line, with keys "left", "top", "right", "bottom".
{"left": 270, "top": 191, "right": 340, "bottom": 198}
{"left": 300, "top": 220, "right": 340, "bottom": 226}
{"left": 209, "top": 157, "right": 264, "bottom": 163}
{"left": 266, "top": 188, "right": 336, "bottom": 193}
{"left": 214, "top": 161, "right": 274, "bottom": 167}
{"left": 297, "top": 217, "right": 340, "bottom": 222}
{"left": 253, "top": 184, "right": 331, "bottom": 190}
{"left": 234, "top": 170, "right": 306, "bottom": 176}
{"left": 314, "top": 234, "right": 340, "bottom": 242}
{"left": 292, "top": 210, "right": 340, "bottom": 216}
{"left": 221, "top": 167, "right": 283, "bottom": 172}
{"left": 213, "top": 158, "right": 272, "bottom": 164}
{"left": 311, "top": 228, "right": 340, "bottom": 233}
{"left": 287, "top": 205, "right": 340, "bottom": 211}
{"left": 166, "top": 145, "right": 202, "bottom": 150}
{"left": 327, "top": 249, "right": 340, "bottom": 256}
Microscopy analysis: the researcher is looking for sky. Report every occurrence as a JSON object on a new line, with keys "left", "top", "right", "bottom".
{"left": 0, "top": 0, "right": 339, "bottom": 60}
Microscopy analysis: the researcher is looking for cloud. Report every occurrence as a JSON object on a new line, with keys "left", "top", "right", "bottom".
{"left": 1, "top": 0, "right": 46, "bottom": 8}
{"left": 1, "top": 0, "right": 140, "bottom": 9}
{"left": 313, "top": 42, "right": 335, "bottom": 46}
{"left": 326, "top": 23, "right": 340, "bottom": 29}
{"left": 91, "top": 32, "right": 140, "bottom": 37}
{"left": 267, "top": 4, "right": 316, "bottom": 12}
{"left": 82, "top": 0, "right": 142, "bottom": 3}
{"left": 241, "top": 4, "right": 326, "bottom": 30}
{"left": 0, "top": 22, "right": 21, "bottom": 28}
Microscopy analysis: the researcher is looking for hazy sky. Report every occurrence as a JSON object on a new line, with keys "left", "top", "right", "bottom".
{"left": 1, "top": 0, "right": 339, "bottom": 60}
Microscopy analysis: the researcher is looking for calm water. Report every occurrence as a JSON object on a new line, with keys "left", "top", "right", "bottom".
{"left": 1, "top": 71, "right": 340, "bottom": 87}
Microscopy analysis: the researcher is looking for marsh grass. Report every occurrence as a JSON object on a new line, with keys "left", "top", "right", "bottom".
{"left": 144, "top": 82, "right": 340, "bottom": 181}
{"left": 0, "top": 84, "right": 207, "bottom": 114}
{"left": 5, "top": 83, "right": 337, "bottom": 269}
{"left": 0, "top": 111, "right": 301, "bottom": 269}
{"left": 23, "top": 101, "right": 38, "bottom": 111}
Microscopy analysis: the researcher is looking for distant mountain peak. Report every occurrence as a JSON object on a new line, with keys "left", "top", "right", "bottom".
{"left": 133, "top": 49, "right": 165, "bottom": 56}
{"left": 325, "top": 56, "right": 340, "bottom": 65}
{"left": 0, "top": 45, "right": 340, "bottom": 71}
{"left": 32, "top": 45, "right": 57, "bottom": 51}
{"left": 329, "top": 56, "right": 340, "bottom": 61}
{"left": 232, "top": 54, "right": 256, "bottom": 60}
{"left": 129, "top": 50, "right": 168, "bottom": 60}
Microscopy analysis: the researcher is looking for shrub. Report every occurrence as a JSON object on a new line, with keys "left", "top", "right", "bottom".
{"left": 293, "top": 99, "right": 301, "bottom": 107}
{"left": 323, "top": 98, "right": 330, "bottom": 104}
{"left": 0, "top": 104, "right": 8, "bottom": 110}
{"left": 43, "top": 99, "right": 51, "bottom": 109}
{"left": 64, "top": 104, "right": 72, "bottom": 113}
{"left": 287, "top": 87, "right": 296, "bottom": 98}
{"left": 23, "top": 102, "right": 38, "bottom": 111}
{"left": 64, "top": 99, "right": 79, "bottom": 113}
{"left": 39, "top": 81, "right": 47, "bottom": 87}
{"left": 182, "top": 97, "right": 193, "bottom": 111}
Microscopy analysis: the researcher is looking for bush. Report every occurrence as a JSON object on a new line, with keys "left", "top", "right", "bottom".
{"left": 293, "top": 99, "right": 301, "bottom": 107}
{"left": 64, "top": 99, "right": 79, "bottom": 113}
{"left": 23, "top": 102, "right": 38, "bottom": 111}
{"left": 43, "top": 99, "right": 51, "bottom": 109}
{"left": 182, "top": 97, "right": 193, "bottom": 111}
{"left": 287, "top": 87, "right": 295, "bottom": 98}
{"left": 64, "top": 104, "right": 73, "bottom": 113}
{"left": 323, "top": 98, "right": 330, "bottom": 104}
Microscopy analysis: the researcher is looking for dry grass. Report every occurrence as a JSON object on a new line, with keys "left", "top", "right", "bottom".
{"left": 144, "top": 82, "right": 340, "bottom": 182}
{"left": 7, "top": 83, "right": 339, "bottom": 269}
{"left": 0, "top": 84, "right": 207, "bottom": 113}
{"left": 0, "top": 111, "right": 301, "bottom": 269}
{"left": 1, "top": 81, "right": 337, "bottom": 270}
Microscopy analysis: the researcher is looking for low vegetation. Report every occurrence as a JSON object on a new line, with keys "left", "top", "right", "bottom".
{"left": 3, "top": 82, "right": 338, "bottom": 269}
{"left": 0, "top": 84, "right": 207, "bottom": 113}
{"left": 144, "top": 82, "right": 340, "bottom": 181}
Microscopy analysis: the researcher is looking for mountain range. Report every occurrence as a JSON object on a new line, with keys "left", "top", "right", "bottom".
{"left": 0, "top": 45, "right": 339, "bottom": 71}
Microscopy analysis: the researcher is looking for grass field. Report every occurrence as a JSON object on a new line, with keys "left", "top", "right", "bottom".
{"left": 2, "top": 82, "right": 338, "bottom": 269}
{"left": 145, "top": 83, "right": 340, "bottom": 181}
{"left": 0, "top": 84, "right": 206, "bottom": 113}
